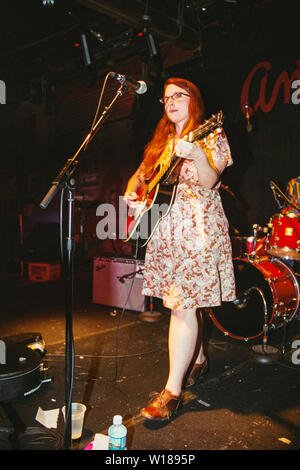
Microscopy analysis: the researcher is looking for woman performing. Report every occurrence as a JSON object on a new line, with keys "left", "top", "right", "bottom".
{"left": 124, "top": 77, "right": 236, "bottom": 421}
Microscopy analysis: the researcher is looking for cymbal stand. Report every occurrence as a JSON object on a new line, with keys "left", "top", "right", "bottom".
{"left": 281, "top": 316, "right": 288, "bottom": 355}
{"left": 139, "top": 296, "right": 162, "bottom": 322}
{"left": 250, "top": 286, "right": 280, "bottom": 360}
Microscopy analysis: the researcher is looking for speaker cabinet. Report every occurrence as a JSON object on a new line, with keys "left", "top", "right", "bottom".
{"left": 93, "top": 257, "right": 145, "bottom": 312}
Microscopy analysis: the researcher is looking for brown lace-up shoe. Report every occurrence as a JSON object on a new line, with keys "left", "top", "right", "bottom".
{"left": 141, "top": 389, "right": 183, "bottom": 421}
{"left": 185, "top": 359, "right": 208, "bottom": 388}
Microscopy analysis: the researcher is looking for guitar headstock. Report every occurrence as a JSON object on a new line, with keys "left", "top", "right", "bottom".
{"left": 213, "top": 110, "right": 224, "bottom": 126}
{"left": 189, "top": 110, "right": 224, "bottom": 142}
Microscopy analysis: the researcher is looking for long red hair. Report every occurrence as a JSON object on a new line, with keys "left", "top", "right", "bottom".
{"left": 142, "top": 78, "right": 205, "bottom": 177}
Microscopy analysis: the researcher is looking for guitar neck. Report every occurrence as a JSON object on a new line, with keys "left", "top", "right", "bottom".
{"left": 146, "top": 156, "right": 177, "bottom": 194}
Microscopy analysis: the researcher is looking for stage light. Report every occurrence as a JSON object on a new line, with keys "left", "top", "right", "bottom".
{"left": 146, "top": 33, "right": 158, "bottom": 57}
{"left": 42, "top": 0, "right": 54, "bottom": 6}
{"left": 81, "top": 34, "right": 92, "bottom": 66}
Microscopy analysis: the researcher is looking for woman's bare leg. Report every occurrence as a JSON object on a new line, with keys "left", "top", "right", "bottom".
{"left": 165, "top": 308, "right": 199, "bottom": 396}
{"left": 193, "top": 310, "right": 206, "bottom": 365}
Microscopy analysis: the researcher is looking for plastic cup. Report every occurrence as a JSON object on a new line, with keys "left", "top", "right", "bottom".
{"left": 62, "top": 403, "right": 87, "bottom": 440}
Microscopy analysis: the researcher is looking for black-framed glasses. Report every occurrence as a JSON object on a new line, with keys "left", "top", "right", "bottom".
{"left": 159, "top": 92, "right": 190, "bottom": 104}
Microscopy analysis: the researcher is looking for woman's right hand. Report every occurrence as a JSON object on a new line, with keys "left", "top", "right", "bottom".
{"left": 123, "top": 191, "right": 140, "bottom": 208}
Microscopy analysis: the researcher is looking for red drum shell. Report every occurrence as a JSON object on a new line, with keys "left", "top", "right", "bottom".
{"left": 210, "top": 257, "right": 300, "bottom": 341}
{"left": 266, "top": 213, "right": 300, "bottom": 261}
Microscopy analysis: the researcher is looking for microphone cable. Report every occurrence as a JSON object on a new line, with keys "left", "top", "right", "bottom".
{"left": 83, "top": 71, "right": 124, "bottom": 151}
{"left": 112, "top": 235, "right": 141, "bottom": 383}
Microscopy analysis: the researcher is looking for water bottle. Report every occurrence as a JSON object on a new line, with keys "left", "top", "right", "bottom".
{"left": 108, "top": 415, "right": 127, "bottom": 450}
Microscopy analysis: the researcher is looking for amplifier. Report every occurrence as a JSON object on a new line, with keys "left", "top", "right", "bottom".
{"left": 92, "top": 257, "right": 145, "bottom": 312}
{"left": 28, "top": 262, "right": 61, "bottom": 282}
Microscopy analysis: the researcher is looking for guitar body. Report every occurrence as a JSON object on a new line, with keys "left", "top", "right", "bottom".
{"left": 124, "top": 111, "right": 224, "bottom": 246}
{"left": 125, "top": 181, "right": 178, "bottom": 248}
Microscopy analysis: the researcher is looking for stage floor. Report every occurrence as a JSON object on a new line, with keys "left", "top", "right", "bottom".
{"left": 0, "top": 260, "right": 300, "bottom": 452}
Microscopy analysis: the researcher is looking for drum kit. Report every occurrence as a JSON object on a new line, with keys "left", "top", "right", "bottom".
{"left": 210, "top": 182, "right": 300, "bottom": 353}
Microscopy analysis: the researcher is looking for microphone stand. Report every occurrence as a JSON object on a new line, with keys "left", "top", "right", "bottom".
{"left": 270, "top": 180, "right": 300, "bottom": 213}
{"left": 39, "top": 81, "right": 126, "bottom": 450}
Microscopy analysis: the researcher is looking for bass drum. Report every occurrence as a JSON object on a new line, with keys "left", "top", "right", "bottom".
{"left": 210, "top": 257, "right": 300, "bottom": 341}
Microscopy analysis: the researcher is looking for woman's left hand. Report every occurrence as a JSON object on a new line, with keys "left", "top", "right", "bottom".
{"left": 175, "top": 140, "right": 206, "bottom": 161}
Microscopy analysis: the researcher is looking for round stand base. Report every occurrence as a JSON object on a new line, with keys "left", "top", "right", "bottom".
{"left": 139, "top": 310, "right": 162, "bottom": 322}
{"left": 252, "top": 344, "right": 281, "bottom": 364}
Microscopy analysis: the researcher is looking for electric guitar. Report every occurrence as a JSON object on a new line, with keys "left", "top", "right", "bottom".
{"left": 124, "top": 111, "right": 224, "bottom": 247}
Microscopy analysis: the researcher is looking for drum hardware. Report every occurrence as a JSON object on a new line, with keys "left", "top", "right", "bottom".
{"left": 281, "top": 315, "right": 289, "bottom": 355}
{"left": 251, "top": 225, "right": 259, "bottom": 256}
{"left": 244, "top": 286, "right": 271, "bottom": 348}
{"left": 270, "top": 180, "right": 300, "bottom": 214}
{"left": 252, "top": 343, "right": 281, "bottom": 363}
{"left": 233, "top": 285, "right": 283, "bottom": 362}
{"left": 268, "top": 272, "right": 293, "bottom": 283}
{"left": 139, "top": 296, "right": 163, "bottom": 322}
{"left": 249, "top": 224, "right": 268, "bottom": 260}
{"left": 231, "top": 236, "right": 268, "bottom": 261}
{"left": 243, "top": 286, "right": 281, "bottom": 360}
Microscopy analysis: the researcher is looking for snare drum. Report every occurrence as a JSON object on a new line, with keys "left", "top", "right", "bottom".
{"left": 209, "top": 257, "right": 300, "bottom": 341}
{"left": 231, "top": 236, "right": 267, "bottom": 258}
{"left": 231, "top": 236, "right": 254, "bottom": 258}
{"left": 266, "top": 213, "right": 300, "bottom": 261}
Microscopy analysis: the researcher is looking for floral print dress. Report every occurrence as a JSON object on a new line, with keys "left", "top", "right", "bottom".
{"left": 142, "top": 129, "right": 236, "bottom": 309}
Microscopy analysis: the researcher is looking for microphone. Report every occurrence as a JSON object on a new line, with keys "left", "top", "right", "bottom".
{"left": 243, "top": 103, "right": 252, "bottom": 133}
{"left": 110, "top": 72, "right": 147, "bottom": 95}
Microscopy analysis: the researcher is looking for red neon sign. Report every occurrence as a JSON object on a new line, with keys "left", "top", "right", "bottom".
{"left": 240, "top": 60, "right": 300, "bottom": 114}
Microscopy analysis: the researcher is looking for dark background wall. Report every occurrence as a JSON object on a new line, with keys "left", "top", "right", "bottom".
{"left": 133, "top": 1, "right": 300, "bottom": 234}
{"left": 0, "top": 0, "right": 299, "bottom": 273}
